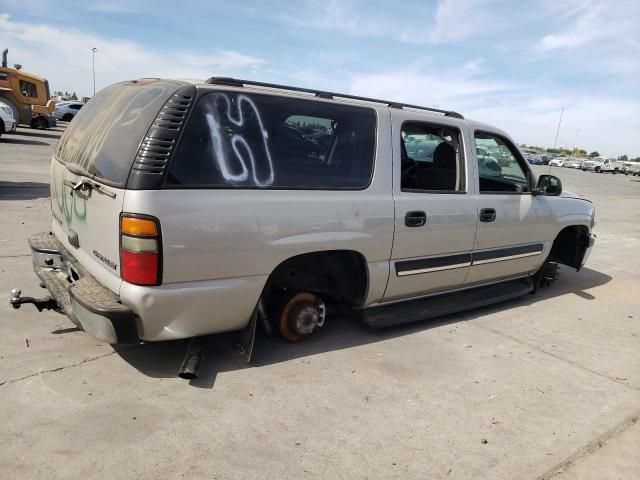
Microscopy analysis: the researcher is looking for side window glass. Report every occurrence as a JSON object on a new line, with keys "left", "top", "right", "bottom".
{"left": 401, "top": 122, "right": 463, "bottom": 192}
{"left": 168, "top": 92, "right": 376, "bottom": 189}
{"left": 474, "top": 133, "right": 529, "bottom": 193}
{"left": 19, "top": 80, "right": 37, "bottom": 98}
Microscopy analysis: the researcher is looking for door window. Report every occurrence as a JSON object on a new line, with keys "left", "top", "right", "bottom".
{"left": 401, "top": 122, "right": 464, "bottom": 192}
{"left": 474, "top": 132, "right": 529, "bottom": 193}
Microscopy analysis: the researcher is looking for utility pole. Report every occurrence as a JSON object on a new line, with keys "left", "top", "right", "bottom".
{"left": 91, "top": 47, "right": 97, "bottom": 96}
{"left": 553, "top": 105, "right": 564, "bottom": 149}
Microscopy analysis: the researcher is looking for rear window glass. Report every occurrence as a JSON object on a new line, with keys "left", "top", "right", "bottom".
{"left": 55, "top": 82, "right": 177, "bottom": 186}
{"left": 167, "top": 92, "right": 376, "bottom": 189}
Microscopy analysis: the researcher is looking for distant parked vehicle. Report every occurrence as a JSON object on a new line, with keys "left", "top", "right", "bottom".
{"left": 54, "top": 101, "right": 83, "bottom": 122}
{"left": 582, "top": 157, "right": 623, "bottom": 174}
{"left": 620, "top": 162, "right": 636, "bottom": 174}
{"left": 564, "top": 158, "right": 584, "bottom": 169}
{"left": 549, "top": 157, "right": 566, "bottom": 167}
{"left": 624, "top": 163, "right": 640, "bottom": 176}
{"left": 1, "top": 48, "right": 56, "bottom": 129}
{"left": 525, "top": 153, "right": 543, "bottom": 165}
{"left": 0, "top": 98, "right": 17, "bottom": 138}
{"left": 476, "top": 146, "right": 502, "bottom": 176}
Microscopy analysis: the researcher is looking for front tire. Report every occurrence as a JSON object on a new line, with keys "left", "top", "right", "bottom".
{"left": 595, "top": 166, "right": 601, "bottom": 173}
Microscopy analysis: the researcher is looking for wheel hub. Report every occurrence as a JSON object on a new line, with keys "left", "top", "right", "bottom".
{"left": 279, "top": 292, "right": 326, "bottom": 341}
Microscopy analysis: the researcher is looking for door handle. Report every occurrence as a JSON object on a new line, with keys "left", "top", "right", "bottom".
{"left": 405, "top": 210, "right": 427, "bottom": 227}
{"left": 479, "top": 208, "right": 496, "bottom": 222}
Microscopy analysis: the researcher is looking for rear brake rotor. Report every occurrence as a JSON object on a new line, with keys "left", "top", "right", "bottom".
{"left": 279, "top": 292, "right": 326, "bottom": 342}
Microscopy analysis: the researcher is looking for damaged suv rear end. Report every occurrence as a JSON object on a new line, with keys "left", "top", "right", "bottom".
{"left": 11, "top": 79, "right": 195, "bottom": 343}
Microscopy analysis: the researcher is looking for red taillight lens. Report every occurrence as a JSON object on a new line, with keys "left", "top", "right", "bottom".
{"left": 121, "top": 250, "right": 159, "bottom": 285}
{"left": 120, "top": 214, "right": 161, "bottom": 286}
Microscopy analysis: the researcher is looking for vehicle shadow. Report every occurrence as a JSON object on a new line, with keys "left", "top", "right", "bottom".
{"left": 115, "top": 266, "right": 612, "bottom": 389}
{"left": 12, "top": 128, "right": 64, "bottom": 139}
{"left": 0, "top": 137, "right": 50, "bottom": 146}
{"left": 0, "top": 180, "right": 50, "bottom": 200}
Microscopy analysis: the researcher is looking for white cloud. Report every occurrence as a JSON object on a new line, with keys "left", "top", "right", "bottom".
{"left": 0, "top": 13, "right": 265, "bottom": 97}
{"left": 348, "top": 65, "right": 640, "bottom": 157}
{"left": 282, "top": 0, "right": 503, "bottom": 44}
{"left": 536, "top": 1, "right": 639, "bottom": 52}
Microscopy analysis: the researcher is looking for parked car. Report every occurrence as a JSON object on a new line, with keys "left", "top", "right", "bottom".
{"left": 0, "top": 98, "right": 17, "bottom": 138}
{"left": 476, "top": 146, "right": 502, "bottom": 175}
{"left": 54, "top": 101, "right": 83, "bottom": 122}
{"left": 620, "top": 162, "right": 636, "bottom": 174}
{"left": 625, "top": 163, "right": 640, "bottom": 176}
{"left": 10, "top": 78, "right": 595, "bottom": 376}
{"left": 549, "top": 157, "right": 566, "bottom": 167}
{"left": 564, "top": 158, "right": 584, "bottom": 169}
{"left": 582, "top": 157, "right": 623, "bottom": 173}
{"left": 525, "top": 153, "right": 543, "bottom": 165}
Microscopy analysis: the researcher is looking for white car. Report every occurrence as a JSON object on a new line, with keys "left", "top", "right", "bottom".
{"left": 54, "top": 101, "right": 83, "bottom": 122}
{"left": 0, "top": 99, "right": 17, "bottom": 138}
{"left": 564, "top": 158, "right": 584, "bottom": 169}
{"left": 549, "top": 157, "right": 566, "bottom": 167}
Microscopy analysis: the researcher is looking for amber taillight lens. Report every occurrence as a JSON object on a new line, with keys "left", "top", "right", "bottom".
{"left": 120, "top": 214, "right": 161, "bottom": 286}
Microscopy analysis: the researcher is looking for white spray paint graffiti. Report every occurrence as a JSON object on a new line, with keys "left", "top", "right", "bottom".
{"left": 205, "top": 93, "right": 275, "bottom": 186}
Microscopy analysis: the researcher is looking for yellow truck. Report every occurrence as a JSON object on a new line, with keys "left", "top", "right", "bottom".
{"left": 0, "top": 48, "right": 56, "bottom": 129}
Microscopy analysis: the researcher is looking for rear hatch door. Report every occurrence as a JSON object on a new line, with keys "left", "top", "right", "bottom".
{"left": 50, "top": 80, "right": 182, "bottom": 294}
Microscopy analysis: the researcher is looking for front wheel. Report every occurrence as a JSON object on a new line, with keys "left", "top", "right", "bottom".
{"left": 30, "top": 116, "right": 48, "bottom": 130}
{"left": 595, "top": 167, "right": 601, "bottom": 173}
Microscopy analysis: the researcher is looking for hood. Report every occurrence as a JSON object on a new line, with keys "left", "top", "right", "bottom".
{"left": 560, "top": 190, "right": 592, "bottom": 203}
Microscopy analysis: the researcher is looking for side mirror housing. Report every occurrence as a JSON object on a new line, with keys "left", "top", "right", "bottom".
{"left": 535, "top": 174, "right": 562, "bottom": 196}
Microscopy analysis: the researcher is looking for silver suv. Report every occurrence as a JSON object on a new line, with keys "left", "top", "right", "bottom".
{"left": 11, "top": 77, "right": 595, "bottom": 361}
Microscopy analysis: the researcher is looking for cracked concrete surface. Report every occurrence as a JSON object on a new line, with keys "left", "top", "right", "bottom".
{"left": 1, "top": 127, "right": 639, "bottom": 479}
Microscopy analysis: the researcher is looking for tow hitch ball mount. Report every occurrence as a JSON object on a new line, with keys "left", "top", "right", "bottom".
{"left": 9, "top": 288, "right": 59, "bottom": 312}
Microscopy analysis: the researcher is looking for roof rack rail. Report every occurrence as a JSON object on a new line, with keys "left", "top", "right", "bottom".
{"left": 205, "top": 77, "right": 464, "bottom": 119}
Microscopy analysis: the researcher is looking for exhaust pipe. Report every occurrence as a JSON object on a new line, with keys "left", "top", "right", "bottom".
{"left": 178, "top": 337, "right": 206, "bottom": 379}
{"left": 2, "top": 49, "right": 7, "bottom": 68}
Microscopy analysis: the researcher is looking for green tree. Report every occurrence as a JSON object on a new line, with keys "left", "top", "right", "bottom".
{"left": 619, "top": 154, "right": 628, "bottom": 161}
{"left": 589, "top": 151, "right": 600, "bottom": 157}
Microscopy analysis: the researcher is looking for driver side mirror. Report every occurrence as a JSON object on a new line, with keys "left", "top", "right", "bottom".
{"left": 535, "top": 174, "right": 562, "bottom": 196}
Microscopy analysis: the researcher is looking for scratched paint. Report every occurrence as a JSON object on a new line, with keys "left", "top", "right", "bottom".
{"left": 205, "top": 93, "right": 275, "bottom": 187}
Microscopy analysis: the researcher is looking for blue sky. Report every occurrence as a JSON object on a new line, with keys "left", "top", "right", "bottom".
{"left": 1, "top": 0, "right": 638, "bottom": 156}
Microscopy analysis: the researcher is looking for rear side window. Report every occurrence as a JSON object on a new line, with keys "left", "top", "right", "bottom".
{"left": 55, "top": 81, "right": 178, "bottom": 186}
{"left": 167, "top": 92, "right": 376, "bottom": 189}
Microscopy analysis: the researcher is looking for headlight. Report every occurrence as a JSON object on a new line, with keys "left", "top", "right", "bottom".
{"left": 0, "top": 105, "right": 11, "bottom": 115}
{"left": 590, "top": 208, "right": 596, "bottom": 229}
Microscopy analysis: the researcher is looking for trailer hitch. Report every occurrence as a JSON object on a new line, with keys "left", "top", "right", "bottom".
{"left": 10, "top": 288, "right": 59, "bottom": 312}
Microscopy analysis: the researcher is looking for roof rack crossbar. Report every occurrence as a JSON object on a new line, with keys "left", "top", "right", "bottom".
{"left": 205, "top": 77, "right": 464, "bottom": 119}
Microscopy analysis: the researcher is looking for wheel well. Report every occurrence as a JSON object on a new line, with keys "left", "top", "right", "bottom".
{"left": 62, "top": 113, "right": 74, "bottom": 121}
{"left": 262, "top": 250, "right": 369, "bottom": 309}
{"left": 549, "top": 225, "right": 590, "bottom": 271}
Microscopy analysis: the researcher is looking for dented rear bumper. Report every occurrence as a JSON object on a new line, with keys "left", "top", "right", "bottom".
{"left": 22, "top": 232, "right": 139, "bottom": 344}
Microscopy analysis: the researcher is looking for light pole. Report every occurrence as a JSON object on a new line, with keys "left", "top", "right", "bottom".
{"left": 91, "top": 47, "right": 97, "bottom": 96}
{"left": 572, "top": 128, "right": 580, "bottom": 157}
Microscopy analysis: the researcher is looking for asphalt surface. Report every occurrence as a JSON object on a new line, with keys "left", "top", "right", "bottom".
{"left": 1, "top": 126, "right": 639, "bottom": 480}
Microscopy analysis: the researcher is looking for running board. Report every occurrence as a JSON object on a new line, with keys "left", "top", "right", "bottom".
{"left": 362, "top": 278, "right": 534, "bottom": 328}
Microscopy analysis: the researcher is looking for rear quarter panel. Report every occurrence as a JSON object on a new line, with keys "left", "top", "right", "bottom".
{"left": 122, "top": 107, "right": 395, "bottom": 306}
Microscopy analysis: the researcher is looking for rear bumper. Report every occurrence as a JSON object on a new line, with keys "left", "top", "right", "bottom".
{"left": 27, "top": 232, "right": 139, "bottom": 344}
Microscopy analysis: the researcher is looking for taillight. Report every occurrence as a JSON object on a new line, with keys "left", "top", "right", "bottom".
{"left": 120, "top": 214, "right": 162, "bottom": 286}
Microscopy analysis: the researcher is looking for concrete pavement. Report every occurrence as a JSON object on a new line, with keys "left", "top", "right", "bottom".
{"left": 1, "top": 126, "right": 638, "bottom": 479}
